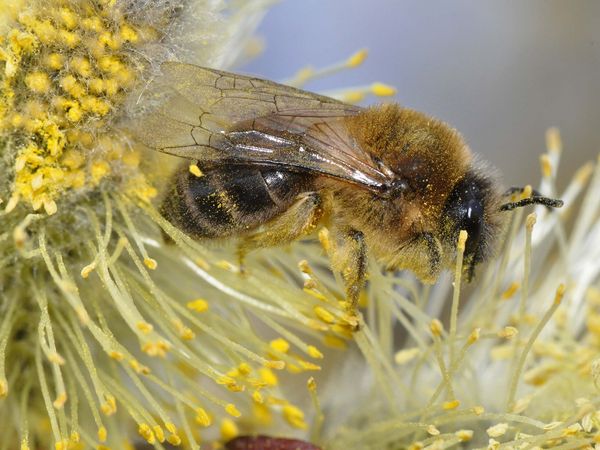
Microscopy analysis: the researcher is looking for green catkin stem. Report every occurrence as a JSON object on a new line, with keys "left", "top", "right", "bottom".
{"left": 19, "top": 373, "right": 33, "bottom": 450}
{"left": 354, "top": 327, "right": 398, "bottom": 413}
{"left": 168, "top": 369, "right": 200, "bottom": 450}
{"left": 449, "top": 230, "right": 467, "bottom": 368}
{"left": 35, "top": 345, "right": 63, "bottom": 444}
{"left": 0, "top": 293, "right": 17, "bottom": 396}
{"left": 308, "top": 377, "right": 324, "bottom": 444}
{"left": 506, "top": 284, "right": 565, "bottom": 411}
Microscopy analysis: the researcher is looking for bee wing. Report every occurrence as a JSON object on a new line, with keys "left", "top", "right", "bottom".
{"left": 134, "top": 63, "right": 393, "bottom": 190}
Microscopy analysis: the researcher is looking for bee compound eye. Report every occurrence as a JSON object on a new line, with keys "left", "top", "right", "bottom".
{"left": 461, "top": 198, "right": 484, "bottom": 255}
{"left": 444, "top": 173, "right": 489, "bottom": 259}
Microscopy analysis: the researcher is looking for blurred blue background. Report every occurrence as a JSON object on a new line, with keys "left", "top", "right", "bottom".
{"left": 244, "top": 0, "right": 600, "bottom": 189}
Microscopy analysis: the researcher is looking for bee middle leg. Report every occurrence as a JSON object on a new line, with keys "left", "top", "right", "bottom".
{"left": 237, "top": 192, "right": 323, "bottom": 268}
{"left": 328, "top": 229, "right": 367, "bottom": 326}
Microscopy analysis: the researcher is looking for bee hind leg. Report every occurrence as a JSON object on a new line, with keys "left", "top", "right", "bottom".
{"left": 237, "top": 192, "right": 323, "bottom": 267}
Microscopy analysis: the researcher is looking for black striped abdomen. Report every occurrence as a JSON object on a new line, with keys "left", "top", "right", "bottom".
{"left": 161, "top": 164, "right": 312, "bottom": 239}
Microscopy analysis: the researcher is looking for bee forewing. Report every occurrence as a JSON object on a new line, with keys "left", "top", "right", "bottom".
{"left": 132, "top": 63, "right": 395, "bottom": 190}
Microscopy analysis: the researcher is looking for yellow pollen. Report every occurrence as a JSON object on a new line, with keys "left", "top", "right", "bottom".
{"left": 152, "top": 425, "right": 165, "bottom": 443}
{"left": 225, "top": 404, "right": 241, "bottom": 417}
{"left": 71, "top": 56, "right": 92, "bottom": 77}
{"left": 307, "top": 345, "right": 323, "bottom": 359}
{"left": 186, "top": 299, "right": 209, "bottom": 313}
{"left": 195, "top": 408, "right": 211, "bottom": 427}
{"left": 467, "top": 328, "right": 480, "bottom": 344}
{"left": 269, "top": 338, "right": 290, "bottom": 354}
{"left": 343, "top": 91, "right": 366, "bottom": 103}
{"left": 143, "top": 257, "right": 157, "bottom": 270}
{"left": 501, "top": 282, "right": 520, "bottom": 300}
{"left": 346, "top": 48, "right": 368, "bottom": 67}
{"left": 265, "top": 360, "right": 285, "bottom": 370}
{"left": 430, "top": 319, "right": 444, "bottom": 337}
{"left": 323, "top": 335, "right": 348, "bottom": 349}
{"left": 53, "top": 392, "right": 67, "bottom": 409}
{"left": 100, "top": 395, "right": 117, "bottom": 416}
{"left": 25, "top": 71, "right": 50, "bottom": 93}
{"left": 258, "top": 368, "right": 278, "bottom": 386}
{"left": 252, "top": 390, "right": 264, "bottom": 403}
{"left": 371, "top": 82, "right": 396, "bottom": 97}
{"left": 138, "top": 424, "right": 155, "bottom": 444}
{"left": 314, "top": 306, "right": 335, "bottom": 324}
{"left": 98, "top": 426, "right": 107, "bottom": 442}
{"left": 136, "top": 322, "right": 153, "bottom": 334}
{"left": 282, "top": 404, "right": 307, "bottom": 429}
{"left": 167, "top": 434, "right": 182, "bottom": 446}
{"left": 487, "top": 423, "right": 509, "bottom": 437}
{"left": 166, "top": 423, "right": 177, "bottom": 434}
{"left": 142, "top": 340, "right": 170, "bottom": 357}
{"left": 58, "top": 7, "right": 78, "bottom": 29}
{"left": 456, "top": 430, "right": 473, "bottom": 441}
{"left": 238, "top": 362, "right": 252, "bottom": 376}
{"left": 220, "top": 418, "right": 238, "bottom": 441}
{"left": 554, "top": 283, "right": 566, "bottom": 305}
{"left": 443, "top": 399, "right": 460, "bottom": 410}
{"left": 498, "top": 326, "right": 518, "bottom": 339}
{"left": 189, "top": 163, "right": 203, "bottom": 177}
{"left": 457, "top": 229, "right": 468, "bottom": 251}
{"left": 120, "top": 24, "right": 139, "bottom": 43}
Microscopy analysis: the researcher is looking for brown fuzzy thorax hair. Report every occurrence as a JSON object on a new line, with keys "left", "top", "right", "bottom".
{"left": 344, "top": 104, "right": 472, "bottom": 226}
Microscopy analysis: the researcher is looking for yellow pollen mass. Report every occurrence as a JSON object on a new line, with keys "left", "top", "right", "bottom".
{"left": 25, "top": 71, "right": 50, "bottom": 93}
{"left": 186, "top": 299, "right": 209, "bottom": 313}
{"left": 282, "top": 404, "right": 307, "bottom": 429}
{"left": 195, "top": 408, "right": 212, "bottom": 427}
{"left": 371, "top": 82, "right": 396, "bottom": 97}
{"left": 220, "top": 418, "right": 239, "bottom": 441}
{"left": 225, "top": 403, "right": 241, "bottom": 417}
{"left": 189, "top": 163, "right": 203, "bottom": 177}
{"left": 346, "top": 48, "right": 368, "bottom": 67}
{"left": 44, "top": 53, "right": 64, "bottom": 70}
{"left": 269, "top": 338, "right": 290, "bottom": 353}
{"left": 98, "top": 426, "right": 107, "bottom": 442}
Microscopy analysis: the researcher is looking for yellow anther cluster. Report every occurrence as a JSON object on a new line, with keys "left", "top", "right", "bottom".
{"left": 0, "top": 0, "right": 157, "bottom": 214}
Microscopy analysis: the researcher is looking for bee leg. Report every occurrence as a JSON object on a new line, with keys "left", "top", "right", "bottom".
{"left": 330, "top": 229, "right": 367, "bottom": 329}
{"left": 420, "top": 232, "right": 442, "bottom": 279}
{"left": 238, "top": 193, "right": 323, "bottom": 257}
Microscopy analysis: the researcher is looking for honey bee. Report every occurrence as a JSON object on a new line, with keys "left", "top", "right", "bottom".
{"left": 134, "top": 63, "right": 562, "bottom": 314}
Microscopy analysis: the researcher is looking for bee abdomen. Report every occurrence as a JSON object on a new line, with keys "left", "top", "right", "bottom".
{"left": 161, "top": 164, "right": 312, "bottom": 239}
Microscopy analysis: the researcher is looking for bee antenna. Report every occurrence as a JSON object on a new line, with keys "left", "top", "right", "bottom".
{"left": 499, "top": 196, "right": 564, "bottom": 212}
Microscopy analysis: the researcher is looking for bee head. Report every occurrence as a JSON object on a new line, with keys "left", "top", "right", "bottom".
{"left": 442, "top": 170, "right": 564, "bottom": 281}
{"left": 442, "top": 171, "right": 501, "bottom": 281}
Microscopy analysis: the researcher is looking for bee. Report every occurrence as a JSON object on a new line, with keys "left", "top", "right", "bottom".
{"left": 133, "top": 63, "right": 562, "bottom": 314}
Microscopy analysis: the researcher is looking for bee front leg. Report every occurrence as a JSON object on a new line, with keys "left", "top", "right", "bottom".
{"left": 329, "top": 229, "right": 367, "bottom": 327}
